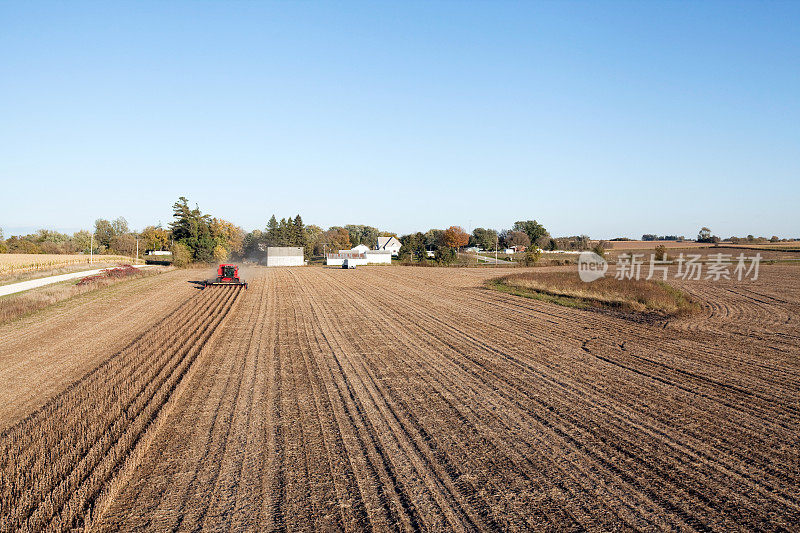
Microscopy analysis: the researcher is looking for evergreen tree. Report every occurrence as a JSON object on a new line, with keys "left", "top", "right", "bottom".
{"left": 265, "top": 215, "right": 279, "bottom": 246}
{"left": 279, "top": 218, "right": 289, "bottom": 246}
{"left": 169, "top": 196, "right": 214, "bottom": 261}
{"left": 293, "top": 214, "right": 306, "bottom": 249}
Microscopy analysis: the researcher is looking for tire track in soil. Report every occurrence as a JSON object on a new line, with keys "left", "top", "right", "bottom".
{"left": 301, "top": 270, "right": 621, "bottom": 530}
{"left": 228, "top": 273, "right": 276, "bottom": 530}
{"left": 289, "top": 270, "right": 489, "bottom": 532}
{"left": 189, "top": 281, "right": 267, "bottom": 531}
{"left": 340, "top": 268, "right": 799, "bottom": 530}
{"left": 274, "top": 282, "right": 315, "bottom": 530}
{"left": 292, "top": 289, "right": 392, "bottom": 532}
{"left": 299, "top": 271, "right": 571, "bottom": 531}
{"left": 290, "top": 276, "right": 426, "bottom": 531}
{"left": 317, "top": 269, "right": 678, "bottom": 530}
{"left": 286, "top": 286, "right": 373, "bottom": 531}
{"left": 287, "top": 286, "right": 354, "bottom": 530}
{"left": 305, "top": 310, "right": 481, "bottom": 532}
{"left": 290, "top": 283, "right": 413, "bottom": 531}
{"left": 376, "top": 268, "right": 800, "bottom": 484}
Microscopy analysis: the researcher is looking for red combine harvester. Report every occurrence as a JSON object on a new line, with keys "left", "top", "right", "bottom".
{"left": 203, "top": 264, "right": 247, "bottom": 289}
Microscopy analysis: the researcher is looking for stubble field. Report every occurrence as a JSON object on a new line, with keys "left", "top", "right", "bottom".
{"left": 1, "top": 265, "right": 798, "bottom": 531}
{"left": 0, "top": 254, "right": 131, "bottom": 275}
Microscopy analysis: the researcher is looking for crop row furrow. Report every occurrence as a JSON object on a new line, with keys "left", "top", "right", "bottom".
{"left": 0, "top": 286, "right": 242, "bottom": 533}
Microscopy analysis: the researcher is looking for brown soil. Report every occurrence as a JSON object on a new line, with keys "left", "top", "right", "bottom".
{"left": 0, "top": 269, "right": 200, "bottom": 430}
{"left": 2, "top": 265, "right": 798, "bottom": 531}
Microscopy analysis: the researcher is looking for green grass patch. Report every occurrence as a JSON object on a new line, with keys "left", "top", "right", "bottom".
{"left": 488, "top": 271, "right": 701, "bottom": 317}
{"left": 487, "top": 279, "right": 590, "bottom": 309}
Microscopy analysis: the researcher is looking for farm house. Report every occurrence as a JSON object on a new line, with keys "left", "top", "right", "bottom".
{"left": 377, "top": 236, "right": 402, "bottom": 256}
{"left": 265, "top": 247, "right": 304, "bottom": 267}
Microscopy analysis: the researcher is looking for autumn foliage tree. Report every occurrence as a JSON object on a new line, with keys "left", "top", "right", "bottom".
{"left": 139, "top": 226, "right": 170, "bottom": 251}
{"left": 442, "top": 226, "right": 469, "bottom": 250}
{"left": 304, "top": 224, "right": 323, "bottom": 258}
{"left": 210, "top": 218, "right": 245, "bottom": 257}
{"left": 94, "top": 217, "right": 130, "bottom": 251}
{"left": 319, "top": 227, "right": 352, "bottom": 254}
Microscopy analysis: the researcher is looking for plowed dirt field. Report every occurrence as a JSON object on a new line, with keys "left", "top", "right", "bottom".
{"left": 2, "top": 265, "right": 798, "bottom": 531}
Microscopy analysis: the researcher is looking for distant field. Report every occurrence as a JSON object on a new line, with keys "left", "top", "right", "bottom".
{"left": 0, "top": 254, "right": 130, "bottom": 274}
{"left": 605, "top": 246, "right": 800, "bottom": 262}
{"left": 605, "top": 240, "right": 709, "bottom": 250}
{"left": 719, "top": 243, "right": 800, "bottom": 251}
{"left": 606, "top": 240, "right": 800, "bottom": 252}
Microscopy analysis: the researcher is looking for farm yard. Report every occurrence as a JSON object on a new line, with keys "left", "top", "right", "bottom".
{"left": 1, "top": 265, "right": 799, "bottom": 531}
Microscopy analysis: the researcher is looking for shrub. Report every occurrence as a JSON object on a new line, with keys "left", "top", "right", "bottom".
{"left": 171, "top": 243, "right": 192, "bottom": 267}
{"left": 654, "top": 245, "right": 667, "bottom": 261}
{"left": 523, "top": 248, "right": 541, "bottom": 266}
{"left": 434, "top": 247, "right": 457, "bottom": 265}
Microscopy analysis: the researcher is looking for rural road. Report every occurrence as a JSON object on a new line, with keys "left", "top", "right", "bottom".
{"left": 473, "top": 254, "right": 513, "bottom": 264}
{"left": 0, "top": 265, "right": 155, "bottom": 298}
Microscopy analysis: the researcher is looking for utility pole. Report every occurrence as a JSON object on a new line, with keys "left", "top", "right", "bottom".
{"left": 135, "top": 239, "right": 139, "bottom": 264}
{"left": 90, "top": 234, "right": 93, "bottom": 265}
{"left": 495, "top": 234, "right": 498, "bottom": 267}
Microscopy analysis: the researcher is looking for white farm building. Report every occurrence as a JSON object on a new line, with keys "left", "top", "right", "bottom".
{"left": 326, "top": 248, "right": 392, "bottom": 266}
{"left": 348, "top": 244, "right": 371, "bottom": 255}
{"left": 325, "top": 237, "right": 398, "bottom": 266}
{"left": 377, "top": 236, "right": 401, "bottom": 256}
{"left": 265, "top": 247, "right": 304, "bottom": 267}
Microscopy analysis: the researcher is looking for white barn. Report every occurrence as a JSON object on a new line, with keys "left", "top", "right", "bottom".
{"left": 364, "top": 250, "right": 392, "bottom": 264}
{"left": 326, "top": 249, "right": 392, "bottom": 266}
{"left": 345, "top": 244, "right": 371, "bottom": 255}
{"left": 265, "top": 247, "right": 304, "bottom": 267}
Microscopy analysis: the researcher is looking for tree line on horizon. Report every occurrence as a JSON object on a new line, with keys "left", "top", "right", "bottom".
{"left": 0, "top": 198, "right": 795, "bottom": 264}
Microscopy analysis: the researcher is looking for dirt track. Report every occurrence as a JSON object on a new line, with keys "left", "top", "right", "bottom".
{"left": 2, "top": 265, "right": 799, "bottom": 531}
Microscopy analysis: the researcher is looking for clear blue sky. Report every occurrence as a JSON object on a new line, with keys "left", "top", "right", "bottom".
{"left": 1, "top": 1, "right": 798, "bottom": 239}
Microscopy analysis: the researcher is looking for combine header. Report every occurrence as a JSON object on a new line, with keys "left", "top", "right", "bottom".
{"left": 203, "top": 264, "right": 248, "bottom": 289}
